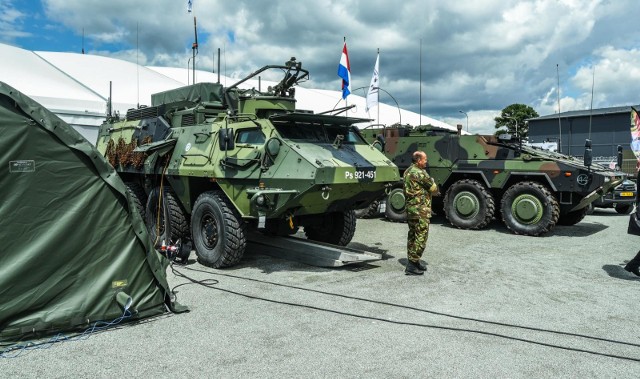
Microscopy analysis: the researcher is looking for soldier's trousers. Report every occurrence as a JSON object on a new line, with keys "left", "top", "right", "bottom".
{"left": 407, "top": 217, "right": 430, "bottom": 262}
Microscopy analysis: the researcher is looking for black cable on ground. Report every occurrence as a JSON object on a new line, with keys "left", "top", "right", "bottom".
{"left": 170, "top": 264, "right": 640, "bottom": 363}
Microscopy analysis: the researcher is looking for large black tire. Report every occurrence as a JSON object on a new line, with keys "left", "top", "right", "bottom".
{"left": 444, "top": 179, "right": 495, "bottom": 229}
{"left": 124, "top": 182, "right": 147, "bottom": 220}
{"left": 615, "top": 204, "right": 634, "bottom": 214}
{"left": 191, "top": 191, "right": 246, "bottom": 268}
{"left": 431, "top": 197, "right": 445, "bottom": 217}
{"left": 145, "top": 186, "right": 190, "bottom": 246}
{"left": 557, "top": 206, "right": 589, "bottom": 226}
{"left": 500, "top": 181, "right": 559, "bottom": 236}
{"left": 354, "top": 200, "right": 380, "bottom": 219}
{"left": 384, "top": 187, "right": 407, "bottom": 222}
{"left": 305, "top": 210, "right": 356, "bottom": 246}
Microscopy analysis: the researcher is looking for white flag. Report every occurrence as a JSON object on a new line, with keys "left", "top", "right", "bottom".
{"left": 366, "top": 54, "right": 379, "bottom": 112}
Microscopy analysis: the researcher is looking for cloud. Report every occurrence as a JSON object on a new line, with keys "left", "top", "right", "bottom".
{"left": 6, "top": 0, "right": 636, "bottom": 135}
{"left": 0, "top": 1, "right": 29, "bottom": 43}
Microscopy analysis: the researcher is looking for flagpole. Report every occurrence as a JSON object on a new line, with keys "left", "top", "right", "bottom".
{"left": 344, "top": 37, "right": 347, "bottom": 114}
{"left": 338, "top": 36, "right": 351, "bottom": 116}
{"left": 377, "top": 49, "right": 380, "bottom": 126}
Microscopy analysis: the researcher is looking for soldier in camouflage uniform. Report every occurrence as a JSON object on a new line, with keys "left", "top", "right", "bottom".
{"left": 404, "top": 151, "right": 439, "bottom": 275}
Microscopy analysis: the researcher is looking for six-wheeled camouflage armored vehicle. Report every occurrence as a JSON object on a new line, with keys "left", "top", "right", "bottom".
{"left": 95, "top": 58, "right": 399, "bottom": 267}
{"left": 359, "top": 124, "right": 625, "bottom": 236}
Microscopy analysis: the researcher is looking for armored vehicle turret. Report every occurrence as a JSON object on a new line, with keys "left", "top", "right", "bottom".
{"left": 359, "top": 124, "right": 625, "bottom": 236}
{"left": 95, "top": 58, "right": 398, "bottom": 267}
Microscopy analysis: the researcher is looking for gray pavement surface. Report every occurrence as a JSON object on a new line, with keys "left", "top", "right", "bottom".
{"left": 2, "top": 208, "right": 639, "bottom": 378}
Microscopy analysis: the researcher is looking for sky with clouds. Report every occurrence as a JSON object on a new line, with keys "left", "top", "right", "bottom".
{"left": 2, "top": 0, "right": 640, "bottom": 134}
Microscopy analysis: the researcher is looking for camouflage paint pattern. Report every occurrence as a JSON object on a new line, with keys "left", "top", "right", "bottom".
{"left": 361, "top": 125, "right": 623, "bottom": 214}
{"left": 360, "top": 124, "right": 626, "bottom": 235}
{"left": 95, "top": 61, "right": 399, "bottom": 228}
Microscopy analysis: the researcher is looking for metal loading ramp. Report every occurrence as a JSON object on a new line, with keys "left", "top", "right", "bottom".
{"left": 246, "top": 233, "right": 382, "bottom": 267}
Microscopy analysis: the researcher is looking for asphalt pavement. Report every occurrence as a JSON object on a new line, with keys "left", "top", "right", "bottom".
{"left": 2, "top": 208, "right": 639, "bottom": 378}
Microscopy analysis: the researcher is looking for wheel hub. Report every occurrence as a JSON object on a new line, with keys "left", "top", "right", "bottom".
{"left": 453, "top": 191, "right": 479, "bottom": 218}
{"left": 201, "top": 212, "right": 219, "bottom": 249}
{"left": 389, "top": 189, "right": 406, "bottom": 211}
{"left": 511, "top": 194, "right": 543, "bottom": 224}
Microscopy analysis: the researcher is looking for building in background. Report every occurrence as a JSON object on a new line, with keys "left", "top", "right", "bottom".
{"left": 528, "top": 106, "right": 639, "bottom": 174}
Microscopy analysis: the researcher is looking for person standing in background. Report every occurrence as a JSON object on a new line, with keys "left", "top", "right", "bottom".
{"left": 624, "top": 164, "right": 640, "bottom": 277}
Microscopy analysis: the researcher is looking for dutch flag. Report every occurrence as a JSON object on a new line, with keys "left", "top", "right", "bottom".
{"left": 338, "top": 41, "right": 351, "bottom": 100}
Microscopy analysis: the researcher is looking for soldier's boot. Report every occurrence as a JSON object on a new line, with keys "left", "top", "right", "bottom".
{"left": 416, "top": 260, "right": 427, "bottom": 271}
{"left": 405, "top": 260, "right": 424, "bottom": 275}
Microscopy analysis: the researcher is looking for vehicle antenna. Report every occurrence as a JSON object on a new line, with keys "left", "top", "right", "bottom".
{"left": 557, "top": 64, "right": 562, "bottom": 153}
{"left": 136, "top": 22, "right": 139, "bottom": 108}
{"left": 192, "top": 16, "right": 199, "bottom": 84}
{"left": 419, "top": 38, "right": 422, "bottom": 127}
{"left": 589, "top": 65, "right": 595, "bottom": 140}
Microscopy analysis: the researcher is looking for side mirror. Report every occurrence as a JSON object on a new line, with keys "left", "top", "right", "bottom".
{"left": 617, "top": 145, "right": 623, "bottom": 170}
{"left": 584, "top": 139, "right": 592, "bottom": 167}
{"left": 218, "top": 128, "right": 235, "bottom": 151}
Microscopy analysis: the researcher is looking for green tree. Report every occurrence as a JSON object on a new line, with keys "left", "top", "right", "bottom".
{"left": 494, "top": 104, "right": 539, "bottom": 139}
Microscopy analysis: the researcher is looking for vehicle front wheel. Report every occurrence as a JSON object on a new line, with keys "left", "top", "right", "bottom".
{"left": 444, "top": 179, "right": 495, "bottom": 229}
{"left": 191, "top": 191, "right": 246, "bottom": 268}
{"left": 500, "top": 181, "right": 559, "bottom": 236}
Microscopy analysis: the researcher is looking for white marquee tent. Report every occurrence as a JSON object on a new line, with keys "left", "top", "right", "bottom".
{"left": 0, "top": 42, "right": 455, "bottom": 144}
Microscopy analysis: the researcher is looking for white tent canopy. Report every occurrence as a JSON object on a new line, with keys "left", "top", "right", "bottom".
{"left": 0, "top": 42, "right": 456, "bottom": 143}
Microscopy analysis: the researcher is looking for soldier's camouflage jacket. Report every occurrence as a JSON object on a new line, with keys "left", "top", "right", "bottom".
{"left": 403, "top": 163, "right": 438, "bottom": 220}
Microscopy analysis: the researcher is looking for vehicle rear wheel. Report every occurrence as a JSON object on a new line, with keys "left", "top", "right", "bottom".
{"left": 305, "top": 210, "right": 356, "bottom": 246}
{"left": 500, "top": 181, "right": 559, "bottom": 236}
{"left": 124, "top": 182, "right": 147, "bottom": 220}
{"left": 354, "top": 200, "right": 380, "bottom": 219}
{"left": 444, "top": 179, "right": 495, "bottom": 229}
{"left": 615, "top": 204, "right": 634, "bottom": 214}
{"left": 191, "top": 191, "right": 246, "bottom": 268}
{"left": 384, "top": 187, "right": 407, "bottom": 222}
{"left": 557, "top": 206, "right": 589, "bottom": 226}
{"left": 145, "top": 186, "right": 189, "bottom": 246}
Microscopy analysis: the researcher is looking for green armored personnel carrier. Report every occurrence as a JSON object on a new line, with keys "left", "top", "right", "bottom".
{"left": 359, "top": 124, "right": 625, "bottom": 236}
{"left": 95, "top": 58, "right": 398, "bottom": 267}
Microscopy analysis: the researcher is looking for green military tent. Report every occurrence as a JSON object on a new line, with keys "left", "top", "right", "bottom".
{"left": 0, "top": 82, "right": 182, "bottom": 347}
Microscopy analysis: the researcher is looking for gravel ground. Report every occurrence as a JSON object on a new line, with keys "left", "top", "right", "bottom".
{"left": 2, "top": 208, "right": 639, "bottom": 378}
